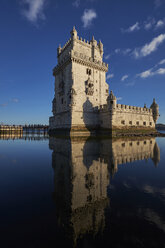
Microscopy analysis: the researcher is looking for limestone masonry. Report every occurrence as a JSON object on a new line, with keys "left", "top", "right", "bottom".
{"left": 49, "top": 27, "right": 159, "bottom": 133}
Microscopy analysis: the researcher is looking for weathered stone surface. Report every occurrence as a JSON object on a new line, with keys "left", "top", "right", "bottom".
{"left": 49, "top": 27, "right": 159, "bottom": 134}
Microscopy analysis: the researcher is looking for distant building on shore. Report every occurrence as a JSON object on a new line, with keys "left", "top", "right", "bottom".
{"left": 49, "top": 27, "right": 159, "bottom": 134}
{"left": 0, "top": 125, "right": 23, "bottom": 134}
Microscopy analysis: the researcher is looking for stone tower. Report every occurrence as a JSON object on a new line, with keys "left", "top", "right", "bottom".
{"left": 49, "top": 27, "right": 109, "bottom": 131}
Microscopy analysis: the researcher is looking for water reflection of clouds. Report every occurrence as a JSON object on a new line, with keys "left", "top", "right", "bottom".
{"left": 143, "top": 185, "right": 165, "bottom": 198}
{"left": 144, "top": 209, "right": 165, "bottom": 233}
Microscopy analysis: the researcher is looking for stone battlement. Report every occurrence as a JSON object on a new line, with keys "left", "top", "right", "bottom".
{"left": 116, "top": 104, "right": 152, "bottom": 113}
{"left": 60, "top": 38, "right": 72, "bottom": 53}
{"left": 59, "top": 33, "right": 104, "bottom": 56}
{"left": 55, "top": 26, "right": 107, "bottom": 74}
{"left": 99, "top": 103, "right": 152, "bottom": 114}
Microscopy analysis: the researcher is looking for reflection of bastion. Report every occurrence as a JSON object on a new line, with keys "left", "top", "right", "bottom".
{"left": 49, "top": 27, "right": 159, "bottom": 136}
{"left": 49, "top": 136, "right": 160, "bottom": 245}
{"left": 99, "top": 137, "right": 160, "bottom": 175}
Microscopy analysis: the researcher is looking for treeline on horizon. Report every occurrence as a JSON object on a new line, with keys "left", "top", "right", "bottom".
{"left": 156, "top": 123, "right": 165, "bottom": 130}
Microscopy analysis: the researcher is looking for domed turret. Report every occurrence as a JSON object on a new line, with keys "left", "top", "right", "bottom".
{"left": 150, "top": 98, "right": 159, "bottom": 123}
{"left": 107, "top": 91, "right": 116, "bottom": 111}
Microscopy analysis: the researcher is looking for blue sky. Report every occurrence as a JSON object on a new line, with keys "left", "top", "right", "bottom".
{"left": 0, "top": 0, "right": 165, "bottom": 125}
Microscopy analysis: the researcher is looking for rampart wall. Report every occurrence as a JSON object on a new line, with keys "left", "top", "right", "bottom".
{"left": 99, "top": 103, "right": 155, "bottom": 129}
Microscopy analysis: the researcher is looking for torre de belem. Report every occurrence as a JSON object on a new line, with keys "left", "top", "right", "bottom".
{"left": 49, "top": 27, "right": 159, "bottom": 135}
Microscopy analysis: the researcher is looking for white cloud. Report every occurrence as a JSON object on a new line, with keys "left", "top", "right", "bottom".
{"left": 122, "top": 48, "right": 131, "bottom": 55}
{"left": 155, "top": 19, "right": 165, "bottom": 29}
{"left": 114, "top": 48, "right": 131, "bottom": 56}
{"left": 107, "top": 73, "right": 114, "bottom": 79}
{"left": 81, "top": 9, "right": 97, "bottom": 28}
{"left": 117, "top": 97, "right": 122, "bottom": 101}
{"left": 133, "top": 33, "right": 165, "bottom": 58}
{"left": 143, "top": 17, "right": 165, "bottom": 31}
{"left": 105, "top": 54, "right": 111, "bottom": 60}
{"left": 128, "top": 22, "right": 140, "bottom": 32}
{"left": 156, "top": 68, "right": 165, "bottom": 74}
{"left": 11, "top": 98, "right": 19, "bottom": 103}
{"left": 137, "top": 67, "right": 165, "bottom": 78}
{"left": 72, "top": 0, "right": 80, "bottom": 8}
{"left": 114, "top": 48, "right": 120, "bottom": 54}
{"left": 144, "top": 22, "right": 152, "bottom": 30}
{"left": 154, "top": 0, "right": 162, "bottom": 8}
{"left": 159, "top": 59, "right": 165, "bottom": 64}
{"left": 121, "top": 75, "right": 128, "bottom": 81}
{"left": 144, "top": 18, "right": 156, "bottom": 30}
{"left": 125, "top": 81, "right": 135, "bottom": 87}
{"left": 122, "top": 22, "right": 140, "bottom": 33}
{"left": 0, "top": 98, "right": 19, "bottom": 107}
{"left": 22, "top": 0, "right": 46, "bottom": 23}
{"left": 137, "top": 69, "right": 153, "bottom": 78}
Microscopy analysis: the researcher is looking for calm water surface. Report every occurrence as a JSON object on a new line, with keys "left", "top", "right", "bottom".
{"left": 0, "top": 134, "right": 165, "bottom": 248}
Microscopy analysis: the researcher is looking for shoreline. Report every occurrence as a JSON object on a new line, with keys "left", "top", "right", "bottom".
{"left": 48, "top": 128, "right": 165, "bottom": 138}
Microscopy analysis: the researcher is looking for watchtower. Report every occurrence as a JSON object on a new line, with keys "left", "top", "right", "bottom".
{"left": 49, "top": 27, "right": 109, "bottom": 131}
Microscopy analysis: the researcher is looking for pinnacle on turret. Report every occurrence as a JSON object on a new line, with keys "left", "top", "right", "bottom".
{"left": 98, "top": 40, "right": 103, "bottom": 47}
{"left": 90, "top": 35, "right": 97, "bottom": 46}
{"left": 110, "top": 90, "right": 116, "bottom": 100}
{"left": 70, "top": 26, "right": 77, "bottom": 39}
{"left": 57, "top": 44, "right": 62, "bottom": 56}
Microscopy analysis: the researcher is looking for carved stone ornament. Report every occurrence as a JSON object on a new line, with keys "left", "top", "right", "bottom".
{"left": 85, "top": 78, "right": 94, "bottom": 96}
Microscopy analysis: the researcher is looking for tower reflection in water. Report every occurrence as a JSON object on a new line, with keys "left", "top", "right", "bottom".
{"left": 49, "top": 137, "right": 160, "bottom": 246}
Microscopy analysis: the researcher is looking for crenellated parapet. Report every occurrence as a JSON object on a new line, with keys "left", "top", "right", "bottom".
{"left": 99, "top": 104, "right": 108, "bottom": 111}
{"left": 99, "top": 103, "right": 153, "bottom": 115}
{"left": 115, "top": 104, "right": 153, "bottom": 115}
{"left": 54, "top": 26, "right": 108, "bottom": 76}
{"left": 58, "top": 27, "right": 104, "bottom": 57}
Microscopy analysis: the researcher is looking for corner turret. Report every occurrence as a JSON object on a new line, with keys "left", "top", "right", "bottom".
{"left": 107, "top": 91, "right": 116, "bottom": 111}
{"left": 70, "top": 26, "right": 77, "bottom": 40}
{"left": 150, "top": 98, "right": 159, "bottom": 123}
